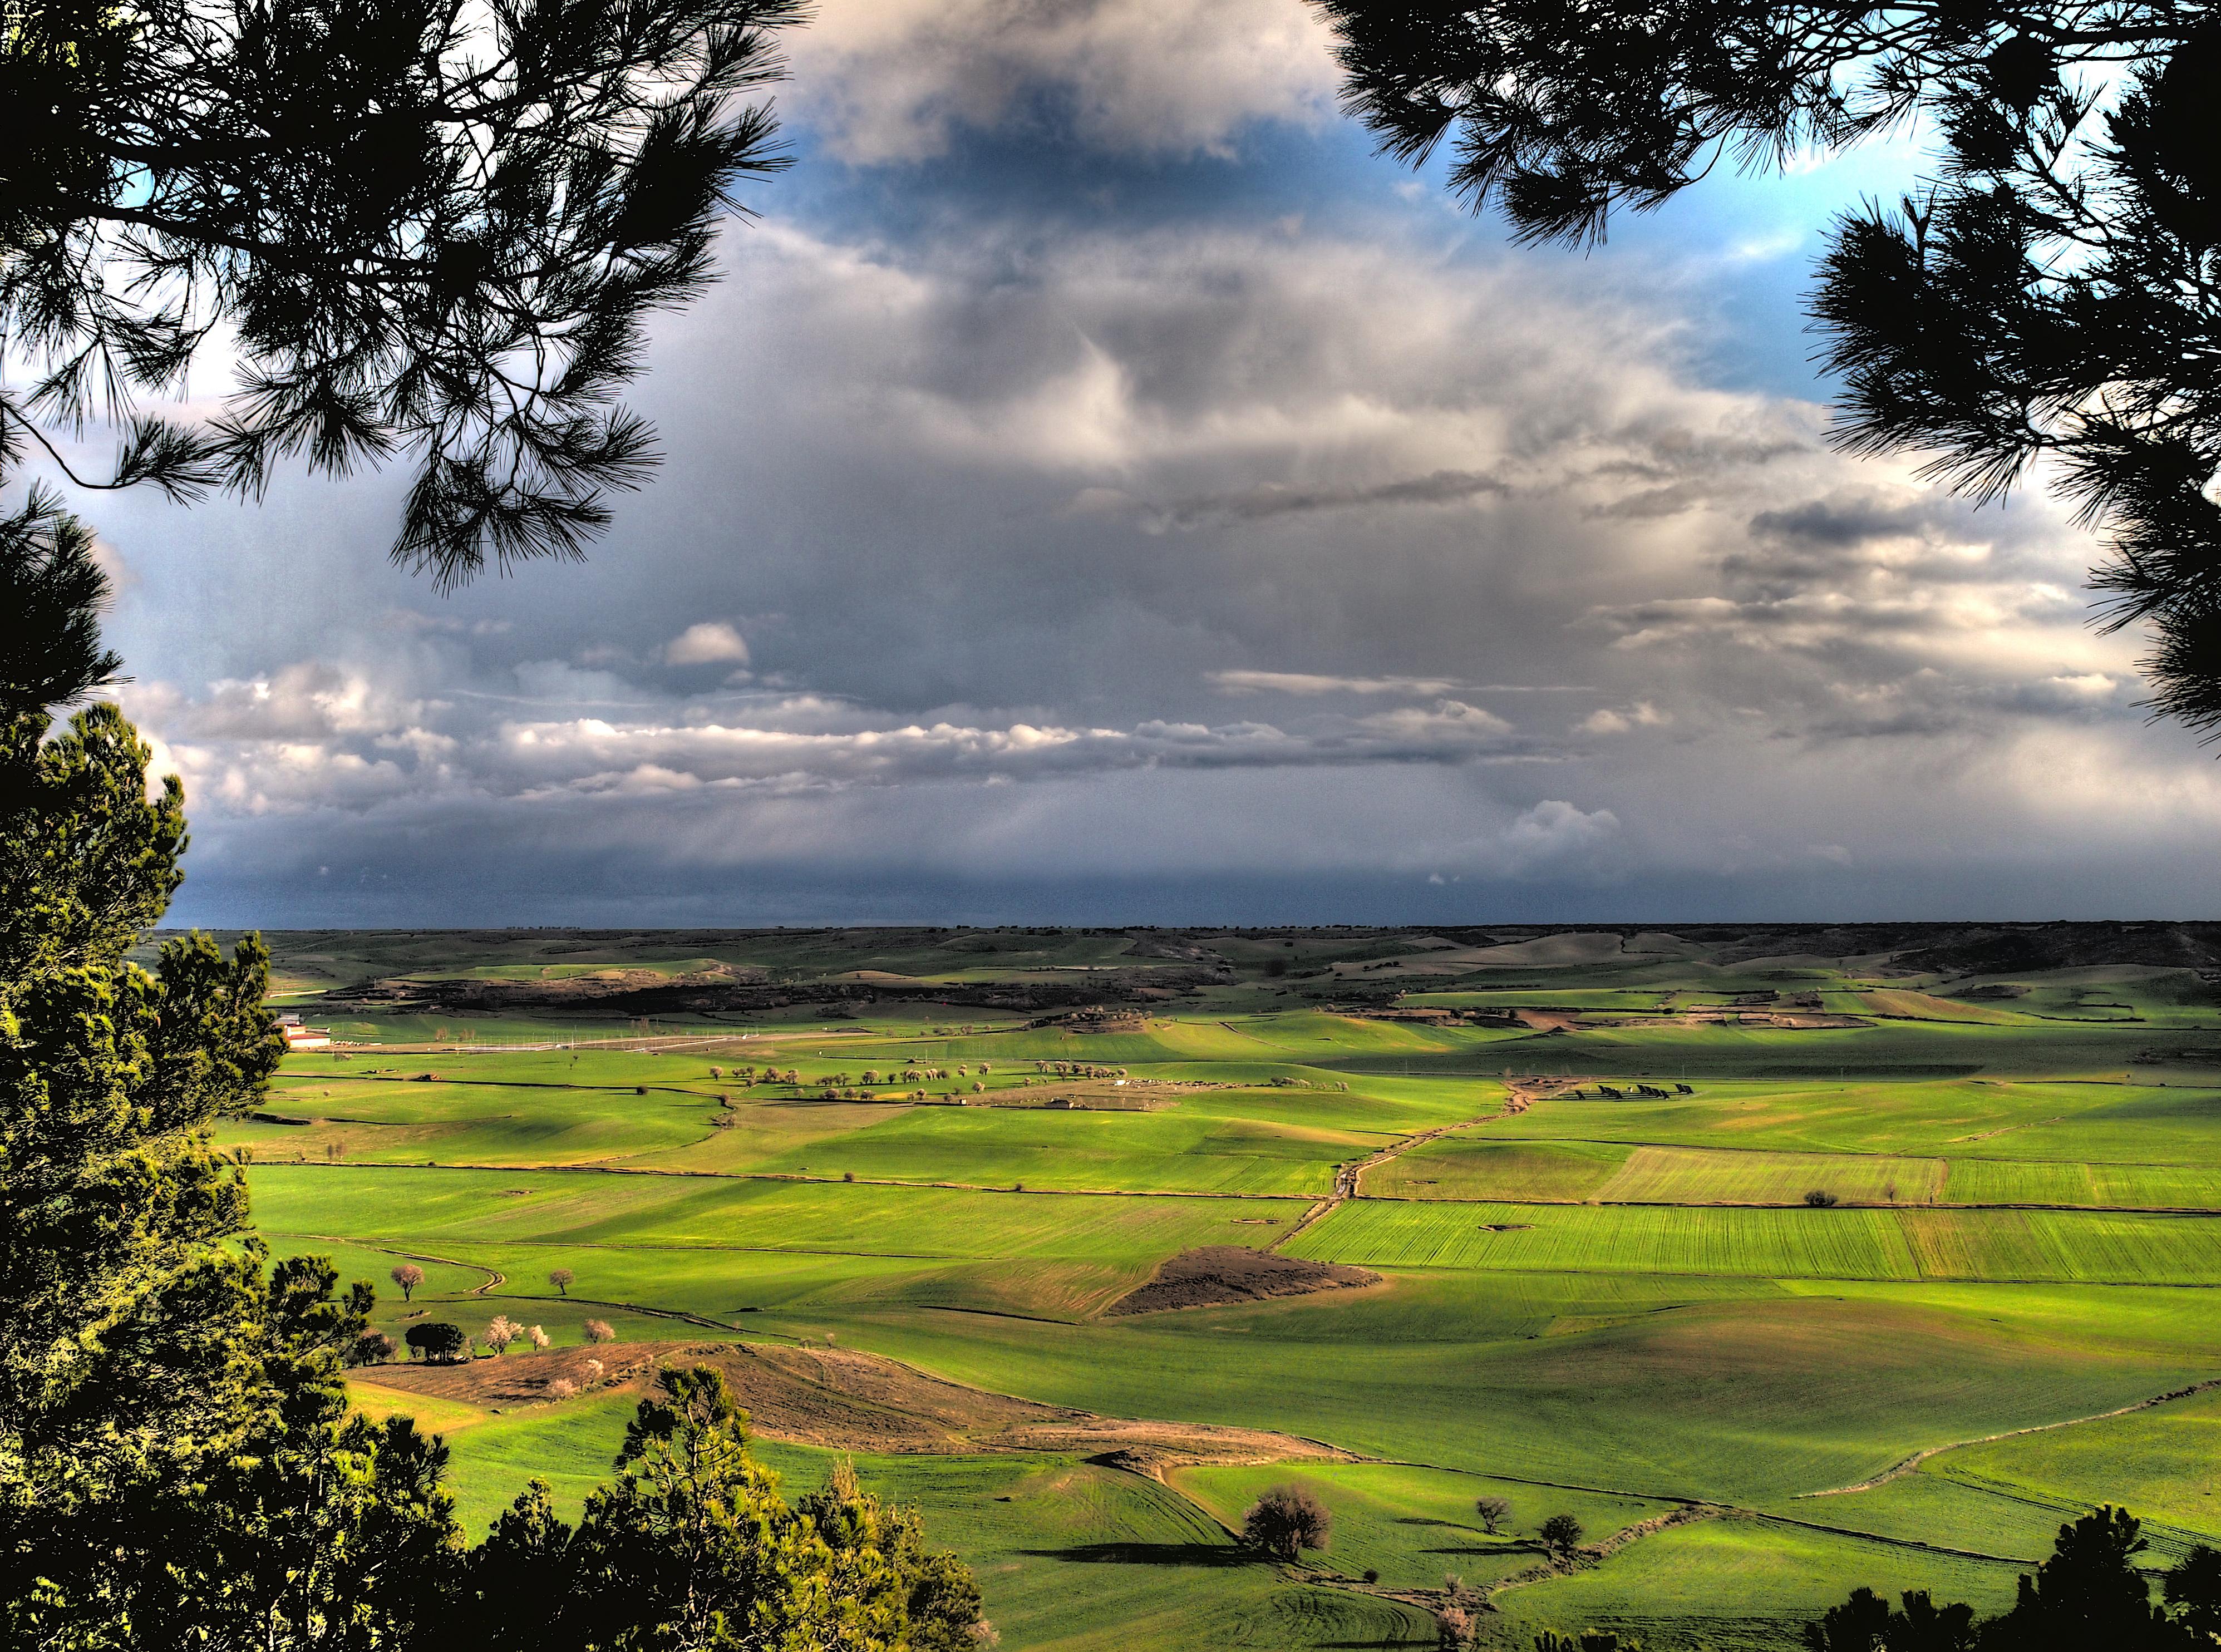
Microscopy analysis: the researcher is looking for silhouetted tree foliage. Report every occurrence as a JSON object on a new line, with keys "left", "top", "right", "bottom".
{"left": 1804, "top": 1585, "right": 1976, "bottom": 1651}
{"left": 0, "top": 0, "right": 805, "bottom": 586}
{"left": 1539, "top": 1512, "right": 1585, "bottom": 1555}
{"left": 1317, "top": 3, "right": 2221, "bottom": 736}
{"left": 1807, "top": 1506, "right": 2221, "bottom": 1649}
{"left": 1242, "top": 1484, "right": 1333, "bottom": 1561}
{"left": 471, "top": 1364, "right": 989, "bottom": 1648}
{"left": 407, "top": 1320, "right": 469, "bottom": 1364}
{"left": 0, "top": 507, "right": 457, "bottom": 1645}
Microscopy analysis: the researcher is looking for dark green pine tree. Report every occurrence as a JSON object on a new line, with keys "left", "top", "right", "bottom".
{"left": 0, "top": 0, "right": 805, "bottom": 586}
{"left": 0, "top": 492, "right": 463, "bottom": 1647}
{"left": 1315, "top": 3, "right": 2221, "bottom": 737}
{"left": 477, "top": 1363, "right": 989, "bottom": 1649}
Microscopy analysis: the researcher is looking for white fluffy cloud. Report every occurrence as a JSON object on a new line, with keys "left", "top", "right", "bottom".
{"left": 663, "top": 622, "right": 751, "bottom": 666}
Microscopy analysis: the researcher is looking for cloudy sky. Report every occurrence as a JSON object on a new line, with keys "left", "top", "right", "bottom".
{"left": 79, "top": 0, "right": 2221, "bottom": 926}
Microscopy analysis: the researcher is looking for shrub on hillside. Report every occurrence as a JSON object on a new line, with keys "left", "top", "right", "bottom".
{"left": 406, "top": 1321, "right": 467, "bottom": 1364}
{"left": 1241, "top": 1485, "right": 1331, "bottom": 1561}
{"left": 1803, "top": 1189, "right": 1839, "bottom": 1207}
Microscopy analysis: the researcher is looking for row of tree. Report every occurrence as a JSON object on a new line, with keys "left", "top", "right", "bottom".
{"left": 1526, "top": 1507, "right": 2221, "bottom": 1652}
{"left": 1804, "top": 1508, "right": 2221, "bottom": 1651}
{"left": 0, "top": 521, "right": 990, "bottom": 1649}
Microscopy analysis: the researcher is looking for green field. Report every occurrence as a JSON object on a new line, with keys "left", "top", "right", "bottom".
{"left": 195, "top": 924, "right": 2221, "bottom": 1648}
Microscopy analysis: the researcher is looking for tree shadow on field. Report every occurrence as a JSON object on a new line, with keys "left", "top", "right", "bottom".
{"left": 1018, "top": 1541, "right": 1251, "bottom": 1567}
{"left": 1392, "top": 1515, "right": 1505, "bottom": 1557}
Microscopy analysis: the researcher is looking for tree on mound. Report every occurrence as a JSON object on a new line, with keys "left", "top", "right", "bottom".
{"left": 1242, "top": 1485, "right": 1332, "bottom": 1561}
{"left": 1539, "top": 1514, "right": 1585, "bottom": 1559}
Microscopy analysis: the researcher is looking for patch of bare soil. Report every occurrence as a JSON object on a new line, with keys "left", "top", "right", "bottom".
{"left": 358, "top": 1340, "right": 663, "bottom": 1406}
{"left": 355, "top": 1339, "right": 1350, "bottom": 1469}
{"left": 1104, "top": 1246, "right": 1381, "bottom": 1316}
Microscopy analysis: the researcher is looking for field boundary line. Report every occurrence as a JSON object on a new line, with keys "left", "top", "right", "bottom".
{"left": 1798, "top": 1374, "right": 2221, "bottom": 1498}
{"left": 248, "top": 1158, "right": 1319, "bottom": 1201}
{"left": 1744, "top": 1508, "right": 2038, "bottom": 1565}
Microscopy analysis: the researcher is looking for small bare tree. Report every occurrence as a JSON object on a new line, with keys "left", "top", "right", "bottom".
{"left": 549, "top": 1267, "right": 575, "bottom": 1296}
{"left": 584, "top": 1319, "right": 616, "bottom": 1343}
{"left": 1475, "top": 1495, "right": 1511, "bottom": 1535}
{"left": 1240, "top": 1485, "right": 1332, "bottom": 1561}
{"left": 583, "top": 1359, "right": 605, "bottom": 1383}
{"left": 485, "top": 1314, "right": 522, "bottom": 1355}
{"left": 390, "top": 1263, "right": 425, "bottom": 1302}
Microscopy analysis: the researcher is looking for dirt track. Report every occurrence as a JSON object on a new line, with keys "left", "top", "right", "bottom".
{"left": 355, "top": 1339, "right": 1356, "bottom": 1471}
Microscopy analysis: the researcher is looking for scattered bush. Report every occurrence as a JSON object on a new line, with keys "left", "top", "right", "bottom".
{"left": 485, "top": 1314, "right": 522, "bottom": 1355}
{"left": 584, "top": 1319, "right": 615, "bottom": 1343}
{"left": 406, "top": 1321, "right": 467, "bottom": 1364}
{"left": 1241, "top": 1485, "right": 1332, "bottom": 1561}
{"left": 549, "top": 1267, "right": 574, "bottom": 1295}
{"left": 350, "top": 1330, "right": 398, "bottom": 1366}
{"left": 546, "top": 1378, "right": 578, "bottom": 1400}
{"left": 1539, "top": 1513, "right": 1584, "bottom": 1556}
{"left": 1803, "top": 1189, "right": 1839, "bottom": 1207}
{"left": 528, "top": 1324, "right": 550, "bottom": 1351}
{"left": 390, "top": 1262, "right": 425, "bottom": 1301}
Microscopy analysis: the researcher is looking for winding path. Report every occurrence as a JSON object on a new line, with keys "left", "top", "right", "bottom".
{"left": 1799, "top": 1375, "right": 2221, "bottom": 1498}
{"left": 1268, "top": 1077, "right": 1552, "bottom": 1252}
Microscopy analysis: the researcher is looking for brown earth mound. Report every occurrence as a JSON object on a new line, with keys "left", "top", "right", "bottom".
{"left": 1104, "top": 1246, "right": 1381, "bottom": 1316}
{"left": 354, "top": 1339, "right": 1351, "bottom": 1470}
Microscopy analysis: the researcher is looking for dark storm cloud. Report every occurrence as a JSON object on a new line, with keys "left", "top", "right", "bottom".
{"left": 1142, "top": 469, "right": 1509, "bottom": 530}
{"left": 65, "top": 0, "right": 2221, "bottom": 925}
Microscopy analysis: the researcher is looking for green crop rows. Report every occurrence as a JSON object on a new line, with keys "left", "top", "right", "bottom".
{"left": 194, "top": 925, "right": 2221, "bottom": 1649}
